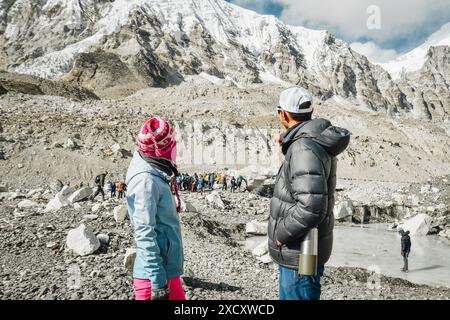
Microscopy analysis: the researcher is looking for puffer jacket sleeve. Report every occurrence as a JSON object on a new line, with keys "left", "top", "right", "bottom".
{"left": 132, "top": 174, "right": 167, "bottom": 289}
{"left": 275, "top": 142, "right": 328, "bottom": 244}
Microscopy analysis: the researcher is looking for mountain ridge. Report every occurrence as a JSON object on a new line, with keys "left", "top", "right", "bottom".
{"left": 0, "top": 0, "right": 448, "bottom": 119}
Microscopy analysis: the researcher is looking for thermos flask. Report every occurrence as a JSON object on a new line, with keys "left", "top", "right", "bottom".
{"left": 298, "top": 227, "right": 318, "bottom": 276}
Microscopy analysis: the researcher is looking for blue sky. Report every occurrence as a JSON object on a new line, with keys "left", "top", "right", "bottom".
{"left": 226, "top": 0, "right": 450, "bottom": 62}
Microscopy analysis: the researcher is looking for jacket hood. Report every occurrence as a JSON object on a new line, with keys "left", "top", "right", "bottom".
{"left": 282, "top": 118, "right": 351, "bottom": 156}
{"left": 126, "top": 151, "right": 171, "bottom": 185}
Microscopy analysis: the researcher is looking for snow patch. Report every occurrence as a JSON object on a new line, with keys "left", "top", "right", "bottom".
{"left": 380, "top": 22, "right": 450, "bottom": 79}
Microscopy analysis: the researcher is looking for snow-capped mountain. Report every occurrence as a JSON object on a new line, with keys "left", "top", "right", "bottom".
{"left": 0, "top": 0, "right": 448, "bottom": 119}
{"left": 381, "top": 23, "right": 450, "bottom": 80}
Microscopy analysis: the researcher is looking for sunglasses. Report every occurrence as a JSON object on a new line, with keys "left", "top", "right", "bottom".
{"left": 276, "top": 107, "right": 283, "bottom": 115}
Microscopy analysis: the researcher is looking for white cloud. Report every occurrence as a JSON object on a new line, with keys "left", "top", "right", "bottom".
{"left": 276, "top": 0, "right": 450, "bottom": 43}
{"left": 350, "top": 41, "right": 399, "bottom": 63}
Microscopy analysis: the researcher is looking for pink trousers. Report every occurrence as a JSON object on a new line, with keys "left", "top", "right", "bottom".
{"left": 133, "top": 277, "right": 186, "bottom": 300}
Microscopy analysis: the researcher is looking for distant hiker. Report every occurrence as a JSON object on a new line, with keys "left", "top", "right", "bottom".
{"left": 91, "top": 171, "right": 107, "bottom": 201}
{"left": 269, "top": 87, "right": 350, "bottom": 300}
{"left": 183, "top": 174, "right": 190, "bottom": 191}
{"left": 126, "top": 116, "right": 185, "bottom": 301}
{"left": 222, "top": 175, "right": 228, "bottom": 191}
{"left": 236, "top": 175, "right": 247, "bottom": 191}
{"left": 177, "top": 175, "right": 182, "bottom": 190}
{"left": 197, "top": 175, "right": 205, "bottom": 194}
{"left": 398, "top": 228, "right": 411, "bottom": 272}
{"left": 117, "top": 181, "right": 124, "bottom": 199}
{"left": 230, "top": 176, "right": 237, "bottom": 193}
{"left": 208, "top": 173, "right": 215, "bottom": 189}
{"left": 191, "top": 174, "right": 198, "bottom": 192}
{"left": 111, "top": 181, "right": 117, "bottom": 198}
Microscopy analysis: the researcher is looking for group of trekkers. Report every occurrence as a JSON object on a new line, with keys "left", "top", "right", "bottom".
{"left": 176, "top": 172, "right": 247, "bottom": 193}
{"left": 107, "top": 180, "right": 127, "bottom": 199}
{"left": 89, "top": 171, "right": 127, "bottom": 201}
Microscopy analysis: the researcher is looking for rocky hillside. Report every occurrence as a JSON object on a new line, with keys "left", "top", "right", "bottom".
{"left": 0, "top": 70, "right": 99, "bottom": 101}
{"left": 1, "top": 0, "right": 448, "bottom": 119}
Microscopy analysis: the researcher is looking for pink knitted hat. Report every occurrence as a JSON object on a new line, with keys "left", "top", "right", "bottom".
{"left": 137, "top": 116, "right": 177, "bottom": 164}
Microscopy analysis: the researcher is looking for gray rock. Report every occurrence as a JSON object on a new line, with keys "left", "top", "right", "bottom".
{"left": 65, "top": 138, "right": 77, "bottom": 150}
{"left": 334, "top": 199, "right": 353, "bottom": 220}
{"left": 17, "top": 199, "right": 38, "bottom": 209}
{"left": 96, "top": 233, "right": 110, "bottom": 245}
{"left": 245, "top": 220, "right": 268, "bottom": 235}
{"left": 123, "top": 248, "right": 136, "bottom": 273}
{"left": 251, "top": 239, "right": 268, "bottom": 257}
{"left": 68, "top": 187, "right": 93, "bottom": 203}
{"left": 66, "top": 224, "right": 100, "bottom": 256}
{"left": 206, "top": 192, "right": 225, "bottom": 209}
{"left": 398, "top": 213, "right": 432, "bottom": 236}
{"left": 113, "top": 205, "right": 128, "bottom": 223}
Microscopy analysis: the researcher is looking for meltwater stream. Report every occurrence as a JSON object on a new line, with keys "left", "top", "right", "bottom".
{"left": 329, "top": 224, "right": 450, "bottom": 288}
{"left": 244, "top": 224, "right": 450, "bottom": 288}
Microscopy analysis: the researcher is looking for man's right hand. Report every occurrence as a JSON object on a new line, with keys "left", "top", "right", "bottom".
{"left": 274, "top": 132, "right": 282, "bottom": 145}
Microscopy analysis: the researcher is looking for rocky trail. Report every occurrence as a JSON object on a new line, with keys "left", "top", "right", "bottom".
{"left": 1, "top": 185, "right": 449, "bottom": 300}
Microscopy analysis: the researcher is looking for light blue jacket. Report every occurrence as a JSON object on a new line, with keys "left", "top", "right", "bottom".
{"left": 125, "top": 151, "right": 184, "bottom": 289}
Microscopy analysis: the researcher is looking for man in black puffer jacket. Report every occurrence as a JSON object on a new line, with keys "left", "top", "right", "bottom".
{"left": 398, "top": 228, "right": 411, "bottom": 272}
{"left": 269, "top": 87, "right": 350, "bottom": 300}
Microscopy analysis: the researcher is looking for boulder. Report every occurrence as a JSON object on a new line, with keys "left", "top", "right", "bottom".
{"left": 44, "top": 195, "right": 67, "bottom": 212}
{"left": 17, "top": 199, "right": 38, "bottom": 209}
{"left": 257, "top": 253, "right": 272, "bottom": 264}
{"left": 66, "top": 224, "right": 100, "bottom": 256}
{"left": 113, "top": 205, "right": 128, "bottom": 223}
{"left": 251, "top": 239, "right": 269, "bottom": 257}
{"left": 68, "top": 187, "right": 93, "bottom": 203}
{"left": 334, "top": 199, "right": 353, "bottom": 220}
{"left": 246, "top": 220, "right": 268, "bottom": 235}
{"left": 82, "top": 214, "right": 98, "bottom": 221}
{"left": 206, "top": 192, "right": 225, "bottom": 209}
{"left": 0, "top": 184, "right": 7, "bottom": 192}
{"left": 96, "top": 233, "right": 110, "bottom": 245}
{"left": 44, "top": 186, "right": 76, "bottom": 212}
{"left": 27, "top": 189, "right": 43, "bottom": 197}
{"left": 7, "top": 191, "right": 26, "bottom": 200}
{"left": 60, "top": 186, "right": 76, "bottom": 198}
{"left": 65, "top": 138, "right": 77, "bottom": 150}
{"left": 111, "top": 143, "right": 121, "bottom": 154}
{"left": 398, "top": 213, "right": 432, "bottom": 236}
{"left": 255, "top": 184, "right": 274, "bottom": 198}
{"left": 123, "top": 248, "right": 136, "bottom": 273}
{"left": 180, "top": 199, "right": 197, "bottom": 212}
{"left": 92, "top": 203, "right": 101, "bottom": 212}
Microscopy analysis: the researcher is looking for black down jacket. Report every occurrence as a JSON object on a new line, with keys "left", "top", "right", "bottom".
{"left": 268, "top": 118, "right": 350, "bottom": 269}
{"left": 400, "top": 230, "right": 411, "bottom": 253}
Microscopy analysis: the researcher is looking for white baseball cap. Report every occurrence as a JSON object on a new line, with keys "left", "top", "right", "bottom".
{"left": 277, "top": 87, "right": 313, "bottom": 114}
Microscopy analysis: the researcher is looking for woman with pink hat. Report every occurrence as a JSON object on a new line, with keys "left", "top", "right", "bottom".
{"left": 125, "top": 116, "right": 185, "bottom": 300}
